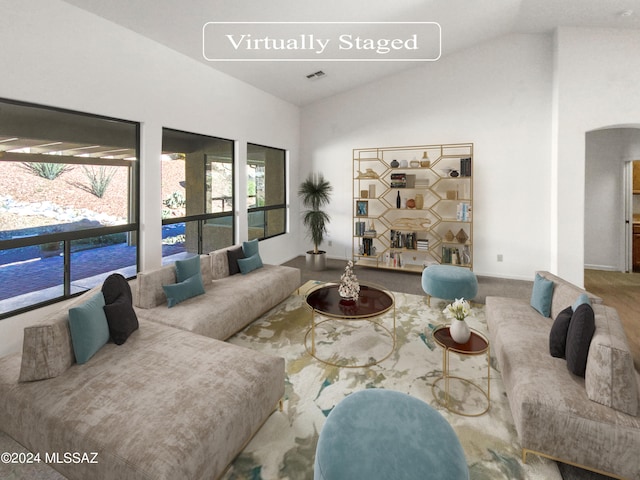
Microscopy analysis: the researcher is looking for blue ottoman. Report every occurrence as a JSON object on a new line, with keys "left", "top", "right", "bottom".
{"left": 314, "top": 389, "right": 469, "bottom": 480}
{"left": 421, "top": 265, "right": 478, "bottom": 306}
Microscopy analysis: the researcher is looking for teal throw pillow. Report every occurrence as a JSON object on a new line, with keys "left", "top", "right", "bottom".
{"left": 238, "top": 253, "right": 263, "bottom": 274}
{"left": 530, "top": 273, "right": 554, "bottom": 317}
{"left": 162, "top": 273, "right": 205, "bottom": 307}
{"left": 572, "top": 293, "right": 591, "bottom": 311}
{"left": 242, "top": 239, "right": 260, "bottom": 257}
{"left": 175, "top": 255, "right": 201, "bottom": 283}
{"left": 68, "top": 292, "right": 110, "bottom": 364}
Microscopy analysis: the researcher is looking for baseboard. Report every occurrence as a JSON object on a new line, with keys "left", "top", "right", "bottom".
{"left": 584, "top": 264, "right": 620, "bottom": 272}
{"left": 473, "top": 271, "right": 533, "bottom": 282}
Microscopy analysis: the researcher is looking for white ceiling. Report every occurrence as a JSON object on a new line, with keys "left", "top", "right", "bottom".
{"left": 61, "top": 0, "right": 640, "bottom": 106}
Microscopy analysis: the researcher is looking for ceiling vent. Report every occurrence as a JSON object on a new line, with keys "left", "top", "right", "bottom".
{"left": 306, "top": 70, "right": 326, "bottom": 80}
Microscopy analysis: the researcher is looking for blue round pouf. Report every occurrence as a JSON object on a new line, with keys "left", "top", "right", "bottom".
{"left": 314, "top": 389, "right": 469, "bottom": 480}
{"left": 421, "top": 265, "right": 478, "bottom": 302}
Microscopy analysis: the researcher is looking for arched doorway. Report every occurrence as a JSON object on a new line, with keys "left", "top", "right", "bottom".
{"left": 584, "top": 126, "right": 640, "bottom": 273}
{"left": 584, "top": 126, "right": 640, "bottom": 371}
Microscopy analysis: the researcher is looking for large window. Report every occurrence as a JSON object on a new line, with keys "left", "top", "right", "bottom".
{"left": 247, "top": 144, "right": 286, "bottom": 240}
{"left": 161, "top": 129, "right": 234, "bottom": 262}
{"left": 0, "top": 98, "right": 139, "bottom": 318}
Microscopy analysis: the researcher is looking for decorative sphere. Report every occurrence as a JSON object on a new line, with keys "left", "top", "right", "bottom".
{"left": 406, "top": 199, "right": 416, "bottom": 208}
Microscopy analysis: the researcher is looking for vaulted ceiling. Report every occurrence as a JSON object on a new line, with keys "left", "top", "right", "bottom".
{"left": 62, "top": 0, "right": 640, "bottom": 105}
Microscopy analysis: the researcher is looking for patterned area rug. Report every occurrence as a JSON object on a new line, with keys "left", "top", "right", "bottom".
{"left": 222, "top": 281, "right": 562, "bottom": 480}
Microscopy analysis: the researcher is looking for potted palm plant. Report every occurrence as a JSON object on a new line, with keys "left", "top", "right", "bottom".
{"left": 299, "top": 173, "right": 332, "bottom": 271}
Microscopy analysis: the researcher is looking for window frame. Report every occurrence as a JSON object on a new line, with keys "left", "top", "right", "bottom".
{"left": 247, "top": 142, "right": 287, "bottom": 241}
{"left": 161, "top": 128, "right": 235, "bottom": 258}
{"left": 0, "top": 97, "right": 140, "bottom": 320}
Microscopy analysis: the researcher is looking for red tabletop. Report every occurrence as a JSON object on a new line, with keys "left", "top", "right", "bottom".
{"left": 433, "top": 326, "right": 488, "bottom": 354}
{"left": 305, "top": 284, "right": 393, "bottom": 319}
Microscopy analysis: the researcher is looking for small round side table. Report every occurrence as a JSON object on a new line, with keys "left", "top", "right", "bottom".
{"left": 432, "top": 325, "right": 490, "bottom": 417}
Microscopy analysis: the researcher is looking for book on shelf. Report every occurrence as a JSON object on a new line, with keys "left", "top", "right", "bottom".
{"left": 361, "top": 237, "right": 375, "bottom": 256}
{"left": 387, "top": 251, "right": 403, "bottom": 268}
{"left": 354, "top": 221, "right": 366, "bottom": 236}
{"left": 416, "top": 238, "right": 429, "bottom": 251}
{"left": 460, "top": 157, "right": 472, "bottom": 177}
{"left": 390, "top": 230, "right": 418, "bottom": 249}
{"left": 390, "top": 173, "right": 407, "bottom": 188}
{"left": 442, "top": 246, "right": 467, "bottom": 265}
{"left": 456, "top": 202, "right": 472, "bottom": 221}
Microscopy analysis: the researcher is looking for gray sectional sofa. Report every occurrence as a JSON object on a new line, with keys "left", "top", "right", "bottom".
{"left": 0, "top": 245, "right": 301, "bottom": 480}
{"left": 486, "top": 271, "right": 640, "bottom": 480}
{"left": 135, "top": 247, "right": 301, "bottom": 340}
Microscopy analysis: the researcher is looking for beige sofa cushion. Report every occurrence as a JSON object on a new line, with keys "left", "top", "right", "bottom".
{"left": 585, "top": 304, "right": 638, "bottom": 416}
{"left": 135, "top": 254, "right": 212, "bottom": 309}
{"left": 210, "top": 247, "right": 231, "bottom": 279}
{"left": 18, "top": 285, "right": 103, "bottom": 382}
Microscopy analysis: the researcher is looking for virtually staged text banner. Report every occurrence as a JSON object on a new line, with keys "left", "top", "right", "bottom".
{"left": 202, "top": 22, "right": 441, "bottom": 61}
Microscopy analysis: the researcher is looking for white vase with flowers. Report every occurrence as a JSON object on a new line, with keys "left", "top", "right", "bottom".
{"left": 443, "top": 298, "right": 472, "bottom": 344}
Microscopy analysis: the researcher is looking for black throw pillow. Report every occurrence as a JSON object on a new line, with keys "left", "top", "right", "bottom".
{"left": 101, "top": 273, "right": 138, "bottom": 345}
{"left": 102, "top": 273, "right": 133, "bottom": 304}
{"left": 226, "top": 246, "right": 245, "bottom": 275}
{"left": 549, "top": 306, "right": 573, "bottom": 358}
{"left": 103, "top": 296, "right": 139, "bottom": 345}
{"left": 565, "top": 303, "right": 596, "bottom": 377}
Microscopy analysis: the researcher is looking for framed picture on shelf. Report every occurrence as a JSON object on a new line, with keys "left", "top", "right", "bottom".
{"left": 356, "top": 200, "right": 368, "bottom": 217}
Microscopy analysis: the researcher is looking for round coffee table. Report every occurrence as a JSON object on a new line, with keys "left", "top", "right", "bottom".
{"left": 304, "top": 283, "right": 395, "bottom": 368}
{"left": 432, "top": 325, "right": 490, "bottom": 416}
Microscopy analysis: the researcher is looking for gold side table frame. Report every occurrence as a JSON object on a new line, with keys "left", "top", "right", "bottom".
{"left": 432, "top": 325, "right": 490, "bottom": 416}
{"left": 304, "top": 282, "right": 396, "bottom": 368}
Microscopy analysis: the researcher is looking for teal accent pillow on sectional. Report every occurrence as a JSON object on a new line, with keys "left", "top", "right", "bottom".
{"left": 530, "top": 273, "right": 554, "bottom": 317}
{"left": 175, "top": 255, "right": 201, "bottom": 283}
{"left": 572, "top": 293, "right": 591, "bottom": 311}
{"left": 162, "top": 273, "right": 205, "bottom": 307}
{"left": 68, "top": 292, "right": 110, "bottom": 364}
{"left": 238, "top": 253, "right": 263, "bottom": 274}
{"left": 242, "top": 239, "right": 260, "bottom": 257}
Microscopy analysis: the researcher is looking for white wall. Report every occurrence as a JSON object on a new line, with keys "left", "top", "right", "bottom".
{"left": 0, "top": 0, "right": 301, "bottom": 355}
{"left": 552, "top": 27, "right": 640, "bottom": 285}
{"left": 301, "top": 33, "right": 554, "bottom": 281}
{"left": 584, "top": 128, "right": 640, "bottom": 271}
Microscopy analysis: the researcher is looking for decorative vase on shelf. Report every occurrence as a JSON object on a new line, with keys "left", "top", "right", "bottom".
{"left": 450, "top": 319, "right": 471, "bottom": 344}
{"left": 456, "top": 228, "right": 468, "bottom": 243}
{"left": 415, "top": 193, "right": 424, "bottom": 210}
{"left": 461, "top": 245, "right": 471, "bottom": 265}
{"left": 390, "top": 159, "right": 399, "bottom": 168}
{"left": 396, "top": 191, "right": 401, "bottom": 208}
{"left": 420, "top": 151, "right": 430, "bottom": 168}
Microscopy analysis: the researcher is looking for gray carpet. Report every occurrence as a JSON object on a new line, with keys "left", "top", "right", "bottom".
{"left": 282, "top": 256, "right": 534, "bottom": 304}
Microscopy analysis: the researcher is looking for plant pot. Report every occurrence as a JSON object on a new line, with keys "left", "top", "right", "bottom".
{"left": 306, "top": 251, "right": 327, "bottom": 271}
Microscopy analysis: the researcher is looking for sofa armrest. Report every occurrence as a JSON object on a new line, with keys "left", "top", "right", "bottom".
{"left": 210, "top": 247, "right": 233, "bottom": 279}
